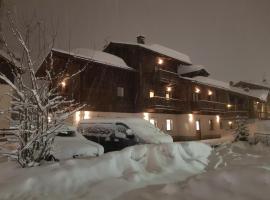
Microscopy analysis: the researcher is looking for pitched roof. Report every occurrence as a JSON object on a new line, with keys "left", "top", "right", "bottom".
{"left": 52, "top": 48, "right": 135, "bottom": 71}
{"left": 109, "top": 41, "right": 192, "bottom": 65}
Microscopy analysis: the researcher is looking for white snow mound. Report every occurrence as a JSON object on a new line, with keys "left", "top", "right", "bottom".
{"left": 0, "top": 142, "right": 211, "bottom": 200}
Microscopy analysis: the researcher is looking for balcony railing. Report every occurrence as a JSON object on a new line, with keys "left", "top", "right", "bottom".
{"left": 191, "top": 100, "right": 227, "bottom": 113}
{"left": 224, "top": 104, "right": 249, "bottom": 118}
{"left": 145, "top": 96, "right": 187, "bottom": 112}
{"left": 154, "top": 69, "right": 179, "bottom": 84}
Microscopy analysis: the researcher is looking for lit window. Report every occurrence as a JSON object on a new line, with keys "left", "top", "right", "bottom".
{"left": 166, "top": 92, "right": 170, "bottom": 99}
{"left": 117, "top": 87, "right": 124, "bottom": 97}
{"left": 158, "top": 58, "right": 164, "bottom": 65}
{"left": 166, "top": 119, "right": 173, "bottom": 131}
{"left": 149, "top": 91, "right": 154, "bottom": 98}
{"left": 195, "top": 120, "right": 201, "bottom": 132}
{"left": 84, "top": 111, "right": 90, "bottom": 119}
{"left": 75, "top": 111, "right": 81, "bottom": 123}
{"left": 150, "top": 118, "right": 157, "bottom": 127}
{"left": 209, "top": 120, "right": 214, "bottom": 130}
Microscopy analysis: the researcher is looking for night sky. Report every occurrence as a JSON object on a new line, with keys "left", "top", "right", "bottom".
{"left": 4, "top": 0, "right": 270, "bottom": 83}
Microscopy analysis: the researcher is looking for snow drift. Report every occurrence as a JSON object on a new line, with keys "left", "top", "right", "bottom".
{"left": 0, "top": 142, "right": 211, "bottom": 200}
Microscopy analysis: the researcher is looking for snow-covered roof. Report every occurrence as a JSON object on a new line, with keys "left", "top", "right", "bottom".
{"left": 248, "top": 89, "right": 269, "bottom": 102}
{"left": 52, "top": 48, "right": 135, "bottom": 71}
{"left": 110, "top": 41, "right": 192, "bottom": 65}
{"left": 178, "top": 65, "right": 209, "bottom": 77}
{"left": 0, "top": 49, "right": 21, "bottom": 68}
{"left": 239, "top": 80, "right": 270, "bottom": 90}
{"left": 181, "top": 76, "right": 269, "bottom": 101}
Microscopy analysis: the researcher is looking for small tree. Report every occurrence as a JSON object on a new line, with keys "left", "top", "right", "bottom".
{"left": 234, "top": 116, "right": 249, "bottom": 142}
{"left": 0, "top": 12, "right": 85, "bottom": 167}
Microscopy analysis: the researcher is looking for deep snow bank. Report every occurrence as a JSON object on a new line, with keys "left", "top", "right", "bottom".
{"left": 0, "top": 142, "right": 211, "bottom": 200}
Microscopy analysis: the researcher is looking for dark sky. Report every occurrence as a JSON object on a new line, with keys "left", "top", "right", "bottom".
{"left": 5, "top": 0, "right": 270, "bottom": 83}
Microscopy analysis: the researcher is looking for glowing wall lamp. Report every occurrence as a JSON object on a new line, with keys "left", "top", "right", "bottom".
{"left": 208, "top": 90, "right": 213, "bottom": 96}
{"left": 166, "top": 87, "right": 172, "bottom": 92}
{"left": 143, "top": 112, "right": 149, "bottom": 121}
{"left": 61, "top": 81, "right": 66, "bottom": 88}
{"left": 188, "top": 114, "right": 193, "bottom": 123}
{"left": 195, "top": 87, "right": 200, "bottom": 93}
{"left": 216, "top": 115, "right": 220, "bottom": 123}
{"left": 227, "top": 104, "right": 232, "bottom": 108}
{"left": 75, "top": 111, "right": 81, "bottom": 123}
{"left": 158, "top": 58, "right": 164, "bottom": 65}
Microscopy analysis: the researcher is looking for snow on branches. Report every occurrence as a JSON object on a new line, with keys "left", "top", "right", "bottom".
{"left": 0, "top": 12, "right": 85, "bottom": 167}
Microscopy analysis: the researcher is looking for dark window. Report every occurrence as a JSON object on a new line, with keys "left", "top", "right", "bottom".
{"left": 209, "top": 120, "right": 214, "bottom": 130}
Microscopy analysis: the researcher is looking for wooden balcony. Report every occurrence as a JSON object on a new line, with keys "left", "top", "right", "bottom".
{"left": 145, "top": 96, "right": 187, "bottom": 113}
{"left": 223, "top": 104, "right": 249, "bottom": 118}
{"left": 191, "top": 100, "right": 227, "bottom": 113}
{"left": 154, "top": 69, "right": 179, "bottom": 84}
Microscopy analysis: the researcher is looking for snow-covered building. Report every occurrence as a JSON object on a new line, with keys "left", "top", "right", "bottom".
{"left": 234, "top": 80, "right": 270, "bottom": 119}
{"left": 38, "top": 36, "right": 267, "bottom": 141}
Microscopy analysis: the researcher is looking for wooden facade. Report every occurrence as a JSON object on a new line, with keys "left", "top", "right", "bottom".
{"left": 37, "top": 50, "right": 136, "bottom": 113}
{"left": 104, "top": 42, "right": 260, "bottom": 119}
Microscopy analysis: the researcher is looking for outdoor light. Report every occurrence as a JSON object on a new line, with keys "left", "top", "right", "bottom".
{"left": 61, "top": 81, "right": 66, "bottom": 88}
{"left": 228, "top": 121, "right": 233, "bottom": 125}
{"left": 227, "top": 104, "right": 232, "bottom": 108}
{"left": 149, "top": 91, "right": 154, "bottom": 98}
{"left": 195, "top": 87, "right": 200, "bottom": 93}
{"left": 84, "top": 111, "right": 90, "bottom": 119}
{"left": 208, "top": 90, "right": 213, "bottom": 96}
{"left": 188, "top": 114, "right": 193, "bottom": 123}
{"left": 158, "top": 58, "right": 164, "bottom": 65}
{"left": 167, "top": 87, "right": 172, "bottom": 92}
{"left": 48, "top": 116, "right": 52, "bottom": 123}
{"left": 216, "top": 115, "right": 220, "bottom": 123}
{"left": 75, "top": 111, "right": 81, "bottom": 123}
{"left": 143, "top": 112, "right": 149, "bottom": 121}
{"left": 256, "top": 101, "right": 260, "bottom": 104}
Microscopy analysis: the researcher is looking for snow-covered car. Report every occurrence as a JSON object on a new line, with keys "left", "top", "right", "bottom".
{"left": 78, "top": 121, "right": 139, "bottom": 152}
{"left": 78, "top": 118, "right": 173, "bottom": 152}
{"left": 53, "top": 125, "right": 104, "bottom": 159}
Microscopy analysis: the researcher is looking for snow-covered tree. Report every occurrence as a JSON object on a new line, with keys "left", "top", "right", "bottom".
{"left": 233, "top": 116, "right": 249, "bottom": 142}
{"left": 0, "top": 12, "right": 85, "bottom": 167}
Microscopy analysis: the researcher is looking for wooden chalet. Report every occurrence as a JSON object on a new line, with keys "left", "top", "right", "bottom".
{"left": 36, "top": 37, "right": 268, "bottom": 141}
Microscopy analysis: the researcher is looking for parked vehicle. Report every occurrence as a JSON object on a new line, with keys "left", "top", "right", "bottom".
{"left": 78, "top": 121, "right": 139, "bottom": 152}
{"left": 78, "top": 118, "right": 173, "bottom": 152}
{"left": 53, "top": 124, "right": 104, "bottom": 159}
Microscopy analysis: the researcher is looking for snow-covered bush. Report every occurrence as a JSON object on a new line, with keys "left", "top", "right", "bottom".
{"left": 234, "top": 116, "right": 249, "bottom": 142}
{"left": 0, "top": 12, "right": 84, "bottom": 167}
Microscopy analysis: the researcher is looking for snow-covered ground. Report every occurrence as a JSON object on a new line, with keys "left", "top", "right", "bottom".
{"left": 1, "top": 121, "right": 270, "bottom": 200}
{"left": 0, "top": 142, "right": 210, "bottom": 200}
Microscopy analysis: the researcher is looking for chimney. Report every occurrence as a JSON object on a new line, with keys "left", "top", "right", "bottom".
{"left": 136, "top": 35, "right": 145, "bottom": 44}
